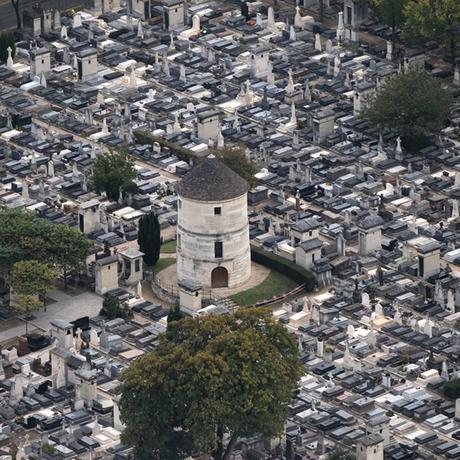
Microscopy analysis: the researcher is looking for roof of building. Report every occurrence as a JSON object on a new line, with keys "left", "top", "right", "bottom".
{"left": 77, "top": 48, "right": 98, "bottom": 58}
{"left": 414, "top": 239, "right": 441, "bottom": 254}
{"left": 299, "top": 238, "right": 323, "bottom": 252}
{"left": 162, "top": 0, "right": 183, "bottom": 5}
{"left": 119, "top": 247, "right": 145, "bottom": 259}
{"left": 30, "top": 47, "right": 50, "bottom": 57}
{"left": 292, "top": 217, "right": 321, "bottom": 233}
{"left": 197, "top": 109, "right": 220, "bottom": 121}
{"left": 358, "top": 214, "right": 384, "bottom": 230}
{"left": 358, "top": 434, "right": 383, "bottom": 447}
{"left": 96, "top": 255, "right": 118, "bottom": 266}
{"left": 176, "top": 155, "right": 249, "bottom": 201}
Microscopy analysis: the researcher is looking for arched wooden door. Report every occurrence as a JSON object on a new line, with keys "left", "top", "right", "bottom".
{"left": 211, "top": 267, "right": 228, "bottom": 288}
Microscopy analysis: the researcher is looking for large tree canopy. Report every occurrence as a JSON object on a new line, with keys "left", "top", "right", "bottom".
{"left": 0, "top": 209, "right": 91, "bottom": 287}
{"left": 404, "top": 0, "right": 460, "bottom": 67}
{"left": 370, "top": 0, "right": 408, "bottom": 52}
{"left": 118, "top": 308, "right": 303, "bottom": 460}
{"left": 8, "top": 260, "right": 57, "bottom": 333}
{"left": 0, "top": 209, "right": 54, "bottom": 271}
{"left": 48, "top": 224, "right": 92, "bottom": 288}
{"left": 360, "top": 68, "right": 453, "bottom": 150}
{"left": 91, "top": 149, "right": 137, "bottom": 201}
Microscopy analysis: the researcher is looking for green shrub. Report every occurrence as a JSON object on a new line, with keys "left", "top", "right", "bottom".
{"left": 250, "top": 245, "right": 315, "bottom": 292}
{"left": 444, "top": 378, "right": 460, "bottom": 399}
{"left": 101, "top": 294, "right": 131, "bottom": 320}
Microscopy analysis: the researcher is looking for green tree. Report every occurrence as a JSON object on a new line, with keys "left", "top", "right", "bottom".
{"left": 360, "top": 68, "right": 453, "bottom": 152}
{"left": 118, "top": 308, "right": 303, "bottom": 460}
{"left": 404, "top": 0, "right": 460, "bottom": 68}
{"left": 0, "top": 32, "right": 15, "bottom": 63}
{"left": 48, "top": 224, "right": 91, "bottom": 289}
{"left": 213, "top": 146, "right": 257, "bottom": 188}
{"left": 0, "top": 208, "right": 53, "bottom": 272}
{"left": 8, "top": 260, "right": 57, "bottom": 333}
{"left": 138, "top": 212, "right": 161, "bottom": 267}
{"left": 92, "top": 148, "right": 137, "bottom": 201}
{"left": 370, "top": 0, "right": 408, "bottom": 52}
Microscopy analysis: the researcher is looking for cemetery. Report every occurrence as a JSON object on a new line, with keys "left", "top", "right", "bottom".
{"left": 0, "top": 0, "right": 457, "bottom": 458}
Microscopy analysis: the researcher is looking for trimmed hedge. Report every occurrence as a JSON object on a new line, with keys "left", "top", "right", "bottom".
{"left": 134, "top": 130, "right": 196, "bottom": 162}
{"left": 250, "top": 245, "right": 315, "bottom": 292}
{"left": 444, "top": 378, "right": 460, "bottom": 399}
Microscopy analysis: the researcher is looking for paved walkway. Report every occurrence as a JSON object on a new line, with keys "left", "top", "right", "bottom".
{"left": 0, "top": 287, "right": 102, "bottom": 342}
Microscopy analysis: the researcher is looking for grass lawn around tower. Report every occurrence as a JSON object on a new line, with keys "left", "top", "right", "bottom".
{"left": 231, "top": 271, "right": 299, "bottom": 307}
{"left": 153, "top": 258, "right": 176, "bottom": 273}
{"left": 160, "top": 240, "right": 177, "bottom": 253}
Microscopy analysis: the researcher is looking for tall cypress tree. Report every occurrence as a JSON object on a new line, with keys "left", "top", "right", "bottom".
{"left": 138, "top": 212, "right": 161, "bottom": 267}
{"left": 0, "top": 32, "right": 15, "bottom": 63}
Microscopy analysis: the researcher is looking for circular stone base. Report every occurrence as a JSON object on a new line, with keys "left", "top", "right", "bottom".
{"left": 156, "top": 262, "right": 271, "bottom": 298}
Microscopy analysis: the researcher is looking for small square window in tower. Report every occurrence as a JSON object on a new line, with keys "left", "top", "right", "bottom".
{"left": 214, "top": 207, "right": 221, "bottom": 215}
{"left": 215, "top": 241, "right": 223, "bottom": 258}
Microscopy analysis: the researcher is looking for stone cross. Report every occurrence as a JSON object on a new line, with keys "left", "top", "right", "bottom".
{"left": 294, "top": 6, "right": 302, "bottom": 28}
{"left": 6, "top": 46, "right": 13, "bottom": 69}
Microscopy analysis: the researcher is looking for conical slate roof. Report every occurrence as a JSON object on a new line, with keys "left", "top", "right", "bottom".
{"left": 176, "top": 155, "right": 249, "bottom": 201}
